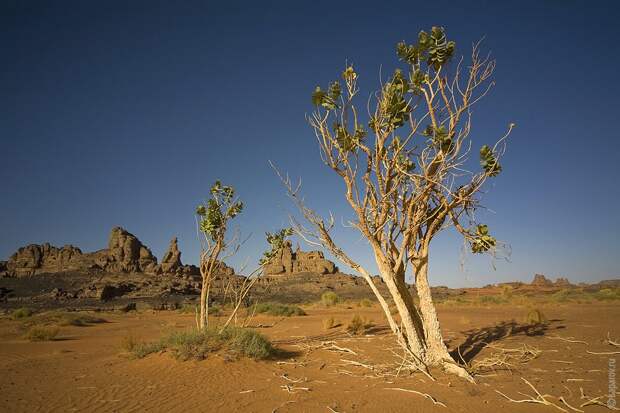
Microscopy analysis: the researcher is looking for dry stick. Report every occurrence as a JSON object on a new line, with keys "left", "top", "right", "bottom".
{"left": 606, "top": 332, "right": 620, "bottom": 347}
{"left": 384, "top": 387, "right": 447, "bottom": 408}
{"left": 579, "top": 387, "right": 620, "bottom": 411}
{"left": 586, "top": 350, "right": 620, "bottom": 355}
{"left": 557, "top": 397, "right": 584, "bottom": 413}
{"left": 546, "top": 335, "right": 588, "bottom": 345}
{"left": 495, "top": 378, "right": 568, "bottom": 412}
{"left": 280, "top": 384, "right": 311, "bottom": 393}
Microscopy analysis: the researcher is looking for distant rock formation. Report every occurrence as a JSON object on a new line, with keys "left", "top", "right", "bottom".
{"left": 94, "top": 227, "right": 158, "bottom": 273}
{"left": 531, "top": 274, "right": 553, "bottom": 287}
{"left": 2, "top": 227, "right": 234, "bottom": 278}
{"left": 6, "top": 243, "right": 85, "bottom": 276}
{"left": 161, "top": 237, "right": 182, "bottom": 273}
{"left": 554, "top": 277, "right": 572, "bottom": 287}
{"left": 263, "top": 241, "right": 337, "bottom": 275}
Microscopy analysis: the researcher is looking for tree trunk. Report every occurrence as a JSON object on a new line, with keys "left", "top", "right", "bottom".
{"left": 414, "top": 255, "right": 474, "bottom": 382}
{"left": 199, "top": 275, "right": 208, "bottom": 330}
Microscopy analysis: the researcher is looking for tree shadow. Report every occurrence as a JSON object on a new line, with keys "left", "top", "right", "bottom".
{"left": 449, "top": 319, "right": 565, "bottom": 364}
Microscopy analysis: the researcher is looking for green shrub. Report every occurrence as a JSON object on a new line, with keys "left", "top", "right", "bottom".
{"left": 25, "top": 326, "right": 59, "bottom": 341}
{"left": 322, "top": 316, "right": 340, "bottom": 330}
{"left": 11, "top": 308, "right": 33, "bottom": 319}
{"left": 346, "top": 315, "right": 373, "bottom": 335}
{"left": 479, "top": 295, "right": 506, "bottom": 305}
{"left": 525, "top": 309, "right": 547, "bottom": 325}
{"left": 253, "top": 302, "right": 306, "bottom": 317}
{"left": 593, "top": 288, "right": 620, "bottom": 301}
{"left": 128, "top": 327, "right": 275, "bottom": 361}
{"left": 359, "top": 298, "right": 373, "bottom": 308}
{"left": 321, "top": 291, "right": 340, "bottom": 307}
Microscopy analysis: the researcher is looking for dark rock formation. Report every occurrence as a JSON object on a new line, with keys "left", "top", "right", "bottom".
{"left": 554, "top": 277, "right": 572, "bottom": 287}
{"left": 531, "top": 274, "right": 553, "bottom": 287}
{"left": 95, "top": 227, "right": 158, "bottom": 273}
{"left": 161, "top": 237, "right": 182, "bottom": 273}
{"left": 263, "top": 241, "right": 337, "bottom": 275}
{"left": 7, "top": 243, "right": 85, "bottom": 276}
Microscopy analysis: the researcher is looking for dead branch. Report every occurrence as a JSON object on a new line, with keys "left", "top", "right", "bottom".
{"left": 384, "top": 387, "right": 447, "bottom": 408}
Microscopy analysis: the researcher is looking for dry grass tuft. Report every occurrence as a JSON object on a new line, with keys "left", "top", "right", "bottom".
{"left": 25, "top": 326, "right": 60, "bottom": 341}
{"left": 322, "top": 316, "right": 341, "bottom": 330}
{"left": 321, "top": 292, "right": 340, "bottom": 307}
{"left": 346, "top": 315, "right": 373, "bottom": 335}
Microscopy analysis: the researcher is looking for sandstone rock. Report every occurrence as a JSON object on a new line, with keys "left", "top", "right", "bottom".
{"left": 103, "top": 227, "right": 158, "bottom": 273}
{"left": 98, "top": 283, "right": 135, "bottom": 301}
{"left": 264, "top": 241, "right": 337, "bottom": 276}
{"left": 161, "top": 237, "right": 182, "bottom": 273}
{"left": 554, "top": 277, "right": 571, "bottom": 287}
{"left": 531, "top": 274, "right": 553, "bottom": 287}
{"left": 6, "top": 243, "right": 84, "bottom": 276}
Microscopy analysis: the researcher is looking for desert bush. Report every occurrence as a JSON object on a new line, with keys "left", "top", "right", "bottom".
{"left": 321, "top": 291, "right": 340, "bottom": 307}
{"left": 346, "top": 315, "right": 373, "bottom": 335}
{"left": 322, "top": 316, "right": 340, "bottom": 330}
{"left": 12, "top": 307, "right": 34, "bottom": 319}
{"left": 25, "top": 326, "right": 59, "bottom": 341}
{"left": 129, "top": 327, "right": 274, "bottom": 361}
{"left": 525, "top": 309, "right": 547, "bottom": 325}
{"left": 593, "top": 288, "right": 620, "bottom": 301}
{"left": 59, "top": 313, "right": 107, "bottom": 326}
{"left": 253, "top": 302, "right": 306, "bottom": 317}
{"left": 479, "top": 295, "right": 506, "bottom": 305}
{"left": 358, "top": 298, "right": 373, "bottom": 308}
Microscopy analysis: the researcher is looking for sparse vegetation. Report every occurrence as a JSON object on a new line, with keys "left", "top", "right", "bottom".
{"left": 358, "top": 298, "right": 373, "bottom": 307}
{"left": 346, "top": 315, "right": 373, "bottom": 335}
{"left": 58, "top": 313, "right": 107, "bottom": 326}
{"left": 253, "top": 302, "right": 306, "bottom": 317}
{"left": 126, "top": 327, "right": 275, "bottom": 361}
{"left": 11, "top": 307, "right": 34, "bottom": 319}
{"left": 525, "top": 309, "right": 547, "bottom": 325}
{"left": 321, "top": 291, "right": 340, "bottom": 307}
{"left": 322, "top": 316, "right": 340, "bottom": 330}
{"left": 25, "top": 326, "right": 59, "bottom": 341}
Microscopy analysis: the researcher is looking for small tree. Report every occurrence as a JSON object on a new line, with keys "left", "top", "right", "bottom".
{"left": 195, "top": 181, "right": 243, "bottom": 330}
{"left": 278, "top": 27, "right": 512, "bottom": 381}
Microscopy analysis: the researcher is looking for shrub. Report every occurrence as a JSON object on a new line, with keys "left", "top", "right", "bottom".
{"left": 128, "top": 327, "right": 275, "bottom": 361}
{"left": 479, "top": 295, "right": 506, "bottom": 305}
{"left": 321, "top": 291, "right": 340, "bottom": 307}
{"left": 25, "top": 326, "right": 59, "bottom": 341}
{"left": 322, "top": 316, "right": 340, "bottom": 330}
{"left": 525, "top": 309, "right": 547, "bottom": 325}
{"left": 12, "top": 307, "right": 33, "bottom": 319}
{"left": 253, "top": 302, "right": 306, "bottom": 317}
{"left": 594, "top": 288, "right": 620, "bottom": 301}
{"left": 359, "top": 298, "right": 373, "bottom": 308}
{"left": 59, "top": 313, "right": 107, "bottom": 326}
{"left": 346, "top": 315, "right": 373, "bottom": 335}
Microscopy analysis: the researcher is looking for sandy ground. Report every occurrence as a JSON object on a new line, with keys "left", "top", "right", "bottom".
{"left": 0, "top": 303, "right": 618, "bottom": 412}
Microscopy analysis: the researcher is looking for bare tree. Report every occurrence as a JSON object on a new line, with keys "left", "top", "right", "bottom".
{"left": 277, "top": 27, "right": 513, "bottom": 381}
{"left": 195, "top": 181, "right": 243, "bottom": 330}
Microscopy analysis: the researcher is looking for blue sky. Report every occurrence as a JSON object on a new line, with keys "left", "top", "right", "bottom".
{"left": 1, "top": 1, "right": 619, "bottom": 287}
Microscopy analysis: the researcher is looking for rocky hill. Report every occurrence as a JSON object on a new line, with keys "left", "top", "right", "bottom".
{"left": 263, "top": 241, "right": 337, "bottom": 275}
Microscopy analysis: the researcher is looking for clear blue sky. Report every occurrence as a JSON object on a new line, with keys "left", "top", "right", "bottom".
{"left": 1, "top": 1, "right": 619, "bottom": 287}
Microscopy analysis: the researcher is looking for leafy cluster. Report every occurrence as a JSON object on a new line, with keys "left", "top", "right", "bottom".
{"left": 396, "top": 26, "right": 455, "bottom": 71}
{"left": 259, "top": 228, "right": 294, "bottom": 265}
{"left": 480, "top": 145, "right": 502, "bottom": 177}
{"left": 312, "top": 80, "right": 342, "bottom": 110}
{"left": 196, "top": 181, "right": 243, "bottom": 241}
{"left": 423, "top": 124, "right": 453, "bottom": 153}
{"left": 369, "top": 69, "right": 412, "bottom": 133}
{"left": 471, "top": 224, "right": 497, "bottom": 253}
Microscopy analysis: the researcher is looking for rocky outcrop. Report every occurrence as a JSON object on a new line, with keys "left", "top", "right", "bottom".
{"left": 531, "top": 274, "right": 553, "bottom": 287}
{"left": 95, "top": 227, "right": 158, "bottom": 273}
{"left": 161, "top": 237, "right": 182, "bottom": 273}
{"left": 6, "top": 244, "right": 85, "bottom": 276}
{"left": 554, "top": 277, "right": 572, "bottom": 287}
{"left": 264, "top": 241, "right": 337, "bottom": 275}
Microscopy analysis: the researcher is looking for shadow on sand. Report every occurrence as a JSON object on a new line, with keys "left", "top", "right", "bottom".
{"left": 449, "top": 319, "right": 565, "bottom": 363}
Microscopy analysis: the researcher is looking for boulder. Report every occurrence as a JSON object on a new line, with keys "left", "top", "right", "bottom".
{"left": 161, "top": 237, "right": 182, "bottom": 273}
{"left": 554, "top": 277, "right": 572, "bottom": 287}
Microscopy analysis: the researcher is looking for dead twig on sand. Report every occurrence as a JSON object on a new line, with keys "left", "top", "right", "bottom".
{"left": 557, "top": 397, "right": 584, "bottom": 412}
{"left": 546, "top": 335, "right": 588, "bottom": 345}
{"left": 280, "top": 384, "right": 311, "bottom": 393}
{"left": 579, "top": 387, "right": 620, "bottom": 411}
{"left": 278, "top": 373, "right": 305, "bottom": 383}
{"left": 495, "top": 377, "right": 568, "bottom": 412}
{"left": 471, "top": 343, "right": 541, "bottom": 374}
{"left": 586, "top": 350, "right": 620, "bottom": 355}
{"left": 606, "top": 332, "right": 620, "bottom": 347}
{"left": 384, "top": 387, "right": 447, "bottom": 408}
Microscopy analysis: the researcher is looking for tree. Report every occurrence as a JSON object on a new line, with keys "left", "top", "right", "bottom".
{"left": 279, "top": 27, "right": 513, "bottom": 381}
{"left": 195, "top": 181, "right": 243, "bottom": 330}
